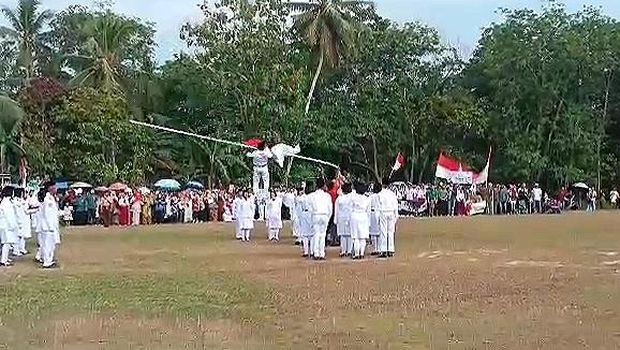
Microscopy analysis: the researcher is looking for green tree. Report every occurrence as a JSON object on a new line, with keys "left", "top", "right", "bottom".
{"left": 288, "top": 0, "right": 372, "bottom": 114}
{"left": 0, "top": 95, "right": 25, "bottom": 173}
{"left": 0, "top": 0, "right": 53, "bottom": 82}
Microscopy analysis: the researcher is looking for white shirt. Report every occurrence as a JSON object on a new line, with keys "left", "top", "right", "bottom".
{"left": 239, "top": 198, "right": 256, "bottom": 219}
{"left": 378, "top": 188, "right": 399, "bottom": 216}
{"left": 308, "top": 189, "right": 333, "bottom": 217}
{"left": 334, "top": 193, "right": 352, "bottom": 224}
{"left": 41, "top": 193, "right": 59, "bottom": 233}
{"left": 232, "top": 197, "right": 244, "bottom": 219}
{"left": 282, "top": 192, "right": 295, "bottom": 209}
{"left": 532, "top": 187, "right": 543, "bottom": 201}
{"left": 610, "top": 190, "right": 619, "bottom": 204}
{"left": 349, "top": 192, "right": 371, "bottom": 215}
{"left": 247, "top": 148, "right": 273, "bottom": 168}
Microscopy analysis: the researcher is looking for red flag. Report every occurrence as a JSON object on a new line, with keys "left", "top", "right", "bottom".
{"left": 435, "top": 149, "right": 491, "bottom": 184}
{"left": 244, "top": 139, "right": 263, "bottom": 149}
{"left": 392, "top": 153, "right": 406, "bottom": 171}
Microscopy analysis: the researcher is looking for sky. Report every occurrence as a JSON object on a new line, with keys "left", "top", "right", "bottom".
{"left": 1, "top": 0, "right": 620, "bottom": 62}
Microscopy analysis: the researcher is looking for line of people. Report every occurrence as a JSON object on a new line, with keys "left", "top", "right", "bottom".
{"left": 0, "top": 181, "right": 61, "bottom": 269}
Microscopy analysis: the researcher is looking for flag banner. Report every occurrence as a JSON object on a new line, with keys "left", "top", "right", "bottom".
{"left": 271, "top": 143, "right": 301, "bottom": 167}
{"left": 392, "top": 153, "right": 406, "bottom": 171}
{"left": 435, "top": 150, "right": 491, "bottom": 185}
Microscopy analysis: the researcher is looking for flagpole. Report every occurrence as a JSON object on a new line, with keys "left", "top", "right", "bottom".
{"left": 130, "top": 120, "right": 339, "bottom": 169}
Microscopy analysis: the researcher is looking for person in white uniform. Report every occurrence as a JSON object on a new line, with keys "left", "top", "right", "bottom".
{"left": 377, "top": 178, "right": 399, "bottom": 258}
{"left": 0, "top": 187, "right": 17, "bottom": 267}
{"left": 38, "top": 181, "right": 60, "bottom": 269}
{"left": 239, "top": 191, "right": 256, "bottom": 242}
{"left": 291, "top": 188, "right": 304, "bottom": 245}
{"left": 266, "top": 191, "right": 283, "bottom": 241}
{"left": 298, "top": 187, "right": 313, "bottom": 257}
{"left": 334, "top": 183, "right": 353, "bottom": 257}
{"left": 13, "top": 188, "right": 33, "bottom": 257}
{"left": 232, "top": 191, "right": 244, "bottom": 240}
{"left": 369, "top": 184, "right": 381, "bottom": 255}
{"left": 246, "top": 141, "right": 273, "bottom": 195}
{"left": 349, "top": 182, "right": 371, "bottom": 260}
{"left": 308, "top": 178, "right": 333, "bottom": 260}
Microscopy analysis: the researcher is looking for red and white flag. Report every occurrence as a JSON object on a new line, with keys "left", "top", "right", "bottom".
{"left": 392, "top": 153, "right": 406, "bottom": 171}
{"left": 435, "top": 148, "right": 491, "bottom": 185}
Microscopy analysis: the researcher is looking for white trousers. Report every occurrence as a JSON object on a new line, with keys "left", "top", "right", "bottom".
{"left": 370, "top": 236, "right": 379, "bottom": 253}
{"left": 268, "top": 228, "right": 280, "bottom": 241}
{"left": 14, "top": 237, "right": 27, "bottom": 255}
{"left": 35, "top": 232, "right": 42, "bottom": 261}
{"left": 312, "top": 215, "right": 329, "bottom": 258}
{"left": 353, "top": 239, "right": 367, "bottom": 258}
{"left": 41, "top": 231, "right": 57, "bottom": 267}
{"left": 378, "top": 214, "right": 397, "bottom": 253}
{"left": 1, "top": 243, "right": 10, "bottom": 264}
{"left": 340, "top": 236, "right": 352, "bottom": 255}
{"left": 252, "top": 166, "right": 270, "bottom": 194}
{"left": 235, "top": 220, "right": 242, "bottom": 239}
{"left": 302, "top": 237, "right": 311, "bottom": 256}
{"left": 242, "top": 229, "right": 251, "bottom": 241}
{"left": 131, "top": 209, "right": 141, "bottom": 226}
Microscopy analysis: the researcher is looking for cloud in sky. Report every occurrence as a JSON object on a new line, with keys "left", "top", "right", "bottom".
{"left": 1, "top": 0, "right": 619, "bottom": 62}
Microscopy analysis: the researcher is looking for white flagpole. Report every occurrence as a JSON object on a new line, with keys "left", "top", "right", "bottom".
{"left": 130, "top": 120, "right": 256, "bottom": 150}
{"left": 130, "top": 120, "right": 339, "bottom": 169}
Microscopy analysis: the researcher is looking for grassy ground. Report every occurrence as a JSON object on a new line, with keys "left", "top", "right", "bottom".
{"left": 1, "top": 212, "right": 620, "bottom": 349}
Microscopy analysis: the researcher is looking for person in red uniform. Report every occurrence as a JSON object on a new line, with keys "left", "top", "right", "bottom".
{"left": 326, "top": 170, "right": 345, "bottom": 246}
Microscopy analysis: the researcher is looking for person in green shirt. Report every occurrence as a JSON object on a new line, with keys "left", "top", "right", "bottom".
{"left": 74, "top": 194, "right": 88, "bottom": 225}
{"left": 86, "top": 191, "right": 97, "bottom": 225}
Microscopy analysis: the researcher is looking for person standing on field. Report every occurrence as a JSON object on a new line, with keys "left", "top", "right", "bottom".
{"left": 0, "top": 187, "right": 17, "bottom": 267}
{"left": 239, "top": 191, "right": 256, "bottom": 242}
{"left": 334, "top": 183, "right": 353, "bottom": 257}
{"left": 377, "top": 178, "right": 399, "bottom": 258}
{"left": 369, "top": 183, "right": 381, "bottom": 255}
{"left": 38, "top": 181, "right": 60, "bottom": 269}
{"left": 308, "top": 178, "right": 332, "bottom": 260}
{"left": 349, "top": 182, "right": 371, "bottom": 260}
{"left": 298, "top": 186, "right": 313, "bottom": 258}
{"left": 266, "top": 191, "right": 283, "bottom": 242}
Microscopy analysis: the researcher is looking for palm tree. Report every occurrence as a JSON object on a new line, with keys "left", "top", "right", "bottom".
{"left": 0, "top": 95, "right": 25, "bottom": 173}
{"left": 67, "top": 13, "right": 137, "bottom": 90}
{"left": 287, "top": 0, "right": 372, "bottom": 114}
{"left": 0, "top": 0, "right": 53, "bottom": 81}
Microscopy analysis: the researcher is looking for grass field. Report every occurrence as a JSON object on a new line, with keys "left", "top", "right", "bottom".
{"left": 1, "top": 213, "right": 620, "bottom": 349}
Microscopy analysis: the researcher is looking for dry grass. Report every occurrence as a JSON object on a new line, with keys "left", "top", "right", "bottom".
{"left": 1, "top": 213, "right": 620, "bottom": 349}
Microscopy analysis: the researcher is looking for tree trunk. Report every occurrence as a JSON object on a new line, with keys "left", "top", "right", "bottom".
{"left": 371, "top": 135, "right": 380, "bottom": 182}
{"left": 597, "top": 69, "right": 613, "bottom": 193}
{"left": 304, "top": 49, "right": 324, "bottom": 115}
{"left": 0, "top": 144, "right": 5, "bottom": 173}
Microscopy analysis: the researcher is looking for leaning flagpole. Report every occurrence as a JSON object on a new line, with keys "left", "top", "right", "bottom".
{"left": 130, "top": 120, "right": 340, "bottom": 169}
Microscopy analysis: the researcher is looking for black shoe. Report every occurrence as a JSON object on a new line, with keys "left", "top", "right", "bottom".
{"left": 352, "top": 256, "right": 359, "bottom": 260}
{"left": 378, "top": 253, "right": 388, "bottom": 259}
{"left": 319, "top": 257, "right": 326, "bottom": 261}
{"left": 388, "top": 252, "right": 394, "bottom": 257}
{"left": 302, "top": 254, "right": 309, "bottom": 258}
{"left": 294, "top": 241, "right": 301, "bottom": 246}
{"left": 339, "top": 253, "right": 346, "bottom": 258}
{"left": 370, "top": 252, "right": 379, "bottom": 256}
{"left": 33, "top": 258, "right": 43, "bottom": 264}
{"left": 42, "top": 263, "right": 59, "bottom": 269}
{"left": 0, "top": 262, "right": 13, "bottom": 267}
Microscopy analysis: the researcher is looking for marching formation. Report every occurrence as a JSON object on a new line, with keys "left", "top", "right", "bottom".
{"left": 0, "top": 181, "right": 60, "bottom": 269}
{"left": 234, "top": 176, "right": 400, "bottom": 261}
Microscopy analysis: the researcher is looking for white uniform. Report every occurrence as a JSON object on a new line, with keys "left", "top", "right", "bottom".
{"left": 266, "top": 196, "right": 283, "bottom": 241}
{"left": 232, "top": 196, "right": 244, "bottom": 239}
{"left": 247, "top": 148, "right": 273, "bottom": 194}
{"left": 369, "top": 193, "right": 380, "bottom": 253}
{"left": 349, "top": 192, "right": 371, "bottom": 258}
{"left": 238, "top": 197, "right": 256, "bottom": 241}
{"left": 39, "top": 193, "right": 60, "bottom": 267}
{"left": 283, "top": 192, "right": 297, "bottom": 238}
{"left": 334, "top": 193, "right": 352, "bottom": 256}
{"left": 0, "top": 197, "right": 18, "bottom": 265}
{"left": 14, "top": 197, "right": 32, "bottom": 256}
{"left": 296, "top": 194, "right": 313, "bottom": 256}
{"left": 377, "top": 188, "right": 399, "bottom": 255}
{"left": 308, "top": 189, "right": 333, "bottom": 259}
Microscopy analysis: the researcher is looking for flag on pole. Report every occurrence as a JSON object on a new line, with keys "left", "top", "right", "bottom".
{"left": 392, "top": 153, "right": 406, "bottom": 172}
{"left": 271, "top": 143, "right": 301, "bottom": 167}
{"left": 435, "top": 149, "right": 491, "bottom": 185}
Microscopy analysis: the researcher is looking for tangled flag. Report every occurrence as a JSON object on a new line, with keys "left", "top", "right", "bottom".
{"left": 271, "top": 143, "right": 301, "bottom": 167}
{"left": 435, "top": 148, "right": 491, "bottom": 185}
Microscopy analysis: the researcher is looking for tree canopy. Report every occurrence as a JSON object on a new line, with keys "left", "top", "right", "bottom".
{"left": 0, "top": 0, "right": 619, "bottom": 190}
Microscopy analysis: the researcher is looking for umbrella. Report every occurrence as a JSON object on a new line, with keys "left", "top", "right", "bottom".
{"left": 95, "top": 186, "right": 109, "bottom": 192}
{"left": 572, "top": 182, "right": 589, "bottom": 190}
{"left": 109, "top": 182, "right": 128, "bottom": 191}
{"left": 186, "top": 180, "right": 204, "bottom": 190}
{"left": 154, "top": 179, "right": 181, "bottom": 191}
{"left": 70, "top": 181, "right": 92, "bottom": 189}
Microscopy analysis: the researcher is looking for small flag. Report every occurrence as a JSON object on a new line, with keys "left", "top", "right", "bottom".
{"left": 392, "top": 153, "right": 406, "bottom": 171}
{"left": 244, "top": 139, "right": 263, "bottom": 149}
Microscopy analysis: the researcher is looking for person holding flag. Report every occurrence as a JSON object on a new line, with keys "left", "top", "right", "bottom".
{"left": 245, "top": 140, "right": 273, "bottom": 195}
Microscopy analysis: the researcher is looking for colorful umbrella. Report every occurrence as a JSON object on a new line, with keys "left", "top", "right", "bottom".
{"left": 186, "top": 181, "right": 204, "bottom": 190}
{"left": 154, "top": 179, "right": 181, "bottom": 191}
{"left": 70, "top": 181, "right": 93, "bottom": 189}
{"left": 95, "top": 186, "right": 109, "bottom": 192}
{"left": 109, "top": 182, "right": 128, "bottom": 191}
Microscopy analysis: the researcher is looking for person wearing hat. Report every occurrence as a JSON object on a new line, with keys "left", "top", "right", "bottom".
{"left": 37, "top": 181, "right": 60, "bottom": 269}
{"left": 0, "top": 186, "right": 18, "bottom": 266}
